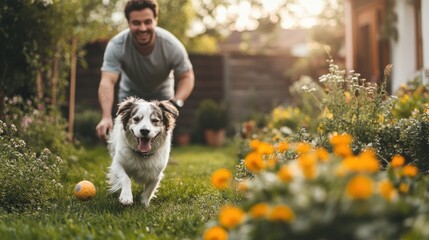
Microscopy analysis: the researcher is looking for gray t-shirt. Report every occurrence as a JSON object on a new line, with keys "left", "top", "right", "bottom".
{"left": 101, "top": 27, "right": 192, "bottom": 101}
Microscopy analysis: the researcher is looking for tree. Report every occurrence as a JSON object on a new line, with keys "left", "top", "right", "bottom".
{"left": 0, "top": 0, "right": 58, "bottom": 119}
{"left": 0, "top": 0, "right": 121, "bottom": 120}
{"left": 286, "top": 0, "right": 346, "bottom": 81}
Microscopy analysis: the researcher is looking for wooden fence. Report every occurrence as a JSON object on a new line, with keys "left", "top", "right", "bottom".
{"left": 75, "top": 42, "right": 296, "bottom": 133}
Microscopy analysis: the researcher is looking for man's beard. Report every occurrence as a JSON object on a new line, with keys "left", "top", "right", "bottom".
{"left": 134, "top": 31, "right": 153, "bottom": 47}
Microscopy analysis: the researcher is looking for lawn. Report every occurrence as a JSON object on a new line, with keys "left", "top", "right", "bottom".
{"left": 0, "top": 144, "right": 237, "bottom": 240}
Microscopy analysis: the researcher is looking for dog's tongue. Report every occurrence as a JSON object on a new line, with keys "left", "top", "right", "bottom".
{"left": 138, "top": 138, "right": 152, "bottom": 153}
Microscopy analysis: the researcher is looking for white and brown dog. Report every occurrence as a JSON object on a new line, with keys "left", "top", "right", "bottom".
{"left": 107, "top": 97, "right": 179, "bottom": 206}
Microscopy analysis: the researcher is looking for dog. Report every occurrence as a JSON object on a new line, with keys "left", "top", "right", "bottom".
{"left": 107, "top": 97, "right": 179, "bottom": 206}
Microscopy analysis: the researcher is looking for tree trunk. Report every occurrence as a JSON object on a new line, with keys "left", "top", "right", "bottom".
{"left": 52, "top": 48, "right": 60, "bottom": 106}
{"left": 36, "top": 68, "right": 43, "bottom": 100}
{"left": 0, "top": 87, "right": 5, "bottom": 121}
{"left": 68, "top": 37, "right": 77, "bottom": 141}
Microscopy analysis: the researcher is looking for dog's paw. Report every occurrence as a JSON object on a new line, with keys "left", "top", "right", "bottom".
{"left": 141, "top": 199, "right": 150, "bottom": 208}
{"left": 119, "top": 193, "right": 133, "bottom": 205}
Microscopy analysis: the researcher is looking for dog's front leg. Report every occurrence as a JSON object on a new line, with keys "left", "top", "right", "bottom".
{"left": 118, "top": 172, "right": 133, "bottom": 205}
{"left": 141, "top": 176, "right": 162, "bottom": 207}
{"left": 108, "top": 162, "right": 134, "bottom": 205}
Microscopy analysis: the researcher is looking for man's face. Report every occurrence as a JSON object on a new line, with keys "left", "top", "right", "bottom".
{"left": 128, "top": 8, "right": 157, "bottom": 47}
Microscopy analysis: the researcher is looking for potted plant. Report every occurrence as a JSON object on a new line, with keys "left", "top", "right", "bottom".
{"left": 174, "top": 126, "right": 191, "bottom": 146}
{"left": 196, "top": 99, "right": 228, "bottom": 147}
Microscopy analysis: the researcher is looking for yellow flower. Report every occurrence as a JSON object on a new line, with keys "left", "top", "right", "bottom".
{"left": 356, "top": 149, "right": 380, "bottom": 173}
{"left": 315, "top": 147, "right": 329, "bottom": 162}
{"left": 400, "top": 94, "right": 410, "bottom": 104}
{"left": 295, "top": 142, "right": 312, "bottom": 154}
{"left": 344, "top": 91, "right": 352, "bottom": 103}
{"left": 340, "top": 149, "right": 379, "bottom": 174}
{"left": 330, "top": 133, "right": 353, "bottom": 146}
{"left": 256, "top": 142, "right": 275, "bottom": 155}
{"left": 277, "top": 164, "right": 293, "bottom": 182}
{"left": 219, "top": 205, "right": 245, "bottom": 229}
{"left": 249, "top": 203, "right": 270, "bottom": 219}
{"left": 346, "top": 175, "right": 374, "bottom": 200}
{"left": 333, "top": 143, "right": 353, "bottom": 157}
{"left": 203, "top": 226, "right": 228, "bottom": 240}
{"left": 378, "top": 179, "right": 397, "bottom": 201}
{"left": 399, "top": 183, "right": 409, "bottom": 193}
{"left": 268, "top": 205, "right": 295, "bottom": 222}
{"left": 276, "top": 141, "right": 289, "bottom": 153}
{"left": 391, "top": 155, "right": 405, "bottom": 168}
{"left": 249, "top": 139, "right": 261, "bottom": 150}
{"left": 378, "top": 114, "right": 385, "bottom": 124}
{"left": 211, "top": 168, "right": 232, "bottom": 190}
{"left": 244, "top": 152, "right": 265, "bottom": 173}
{"left": 402, "top": 165, "right": 418, "bottom": 177}
{"left": 298, "top": 153, "right": 318, "bottom": 179}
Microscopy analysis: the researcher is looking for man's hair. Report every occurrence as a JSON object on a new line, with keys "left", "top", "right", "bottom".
{"left": 124, "top": 0, "right": 158, "bottom": 21}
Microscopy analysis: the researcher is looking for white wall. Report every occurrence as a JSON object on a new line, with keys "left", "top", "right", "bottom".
{"left": 390, "top": 0, "right": 417, "bottom": 92}
{"left": 345, "top": 0, "right": 354, "bottom": 70}
{"left": 422, "top": 0, "right": 429, "bottom": 83}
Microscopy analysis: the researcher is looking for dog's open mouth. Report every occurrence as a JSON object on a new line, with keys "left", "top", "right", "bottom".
{"left": 137, "top": 137, "right": 153, "bottom": 153}
{"left": 137, "top": 134, "right": 158, "bottom": 153}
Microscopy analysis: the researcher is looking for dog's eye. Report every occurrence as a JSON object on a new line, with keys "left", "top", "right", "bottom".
{"left": 133, "top": 117, "right": 140, "bottom": 122}
{"left": 152, "top": 118, "right": 161, "bottom": 124}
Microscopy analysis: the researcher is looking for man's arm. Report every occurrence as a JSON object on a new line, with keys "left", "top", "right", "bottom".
{"left": 96, "top": 71, "right": 120, "bottom": 140}
{"left": 173, "top": 69, "right": 195, "bottom": 103}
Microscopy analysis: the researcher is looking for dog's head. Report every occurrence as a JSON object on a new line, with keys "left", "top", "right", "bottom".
{"left": 117, "top": 97, "right": 179, "bottom": 153}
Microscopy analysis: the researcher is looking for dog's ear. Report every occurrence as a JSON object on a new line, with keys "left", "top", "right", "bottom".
{"left": 158, "top": 100, "right": 179, "bottom": 130}
{"left": 117, "top": 97, "right": 137, "bottom": 130}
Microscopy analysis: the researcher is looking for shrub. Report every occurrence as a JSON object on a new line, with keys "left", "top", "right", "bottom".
{"left": 0, "top": 121, "right": 63, "bottom": 213}
{"left": 393, "top": 77, "right": 429, "bottom": 119}
{"left": 313, "top": 61, "right": 396, "bottom": 151}
{"left": 267, "top": 106, "right": 311, "bottom": 132}
{"left": 4, "top": 96, "right": 80, "bottom": 161}
{"left": 196, "top": 99, "right": 228, "bottom": 131}
{"left": 74, "top": 108, "right": 100, "bottom": 145}
{"left": 376, "top": 108, "right": 429, "bottom": 172}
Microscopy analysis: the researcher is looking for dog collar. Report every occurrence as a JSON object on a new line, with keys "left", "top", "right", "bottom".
{"left": 131, "top": 148, "right": 154, "bottom": 158}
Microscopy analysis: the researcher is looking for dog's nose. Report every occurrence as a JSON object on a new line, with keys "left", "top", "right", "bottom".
{"left": 140, "top": 129, "right": 150, "bottom": 136}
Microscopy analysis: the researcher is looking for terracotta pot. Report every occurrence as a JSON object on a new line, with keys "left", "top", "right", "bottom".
{"left": 175, "top": 132, "right": 191, "bottom": 146}
{"left": 204, "top": 129, "right": 226, "bottom": 147}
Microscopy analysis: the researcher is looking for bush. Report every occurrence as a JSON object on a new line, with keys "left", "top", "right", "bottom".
{"left": 393, "top": 77, "right": 429, "bottom": 119}
{"left": 74, "top": 108, "right": 100, "bottom": 145}
{"left": 267, "top": 106, "right": 311, "bottom": 133}
{"left": 313, "top": 62, "right": 396, "bottom": 151}
{"left": 196, "top": 99, "right": 228, "bottom": 131}
{"left": 4, "top": 96, "right": 80, "bottom": 161}
{"left": 376, "top": 109, "right": 429, "bottom": 172}
{"left": 0, "top": 121, "right": 63, "bottom": 213}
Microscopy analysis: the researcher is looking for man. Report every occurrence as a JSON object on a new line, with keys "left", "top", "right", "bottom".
{"left": 96, "top": 0, "right": 195, "bottom": 140}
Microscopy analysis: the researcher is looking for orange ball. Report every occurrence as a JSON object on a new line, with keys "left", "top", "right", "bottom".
{"left": 74, "top": 180, "right": 96, "bottom": 201}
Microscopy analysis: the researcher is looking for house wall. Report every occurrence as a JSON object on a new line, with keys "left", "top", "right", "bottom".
{"left": 422, "top": 0, "right": 429, "bottom": 82}
{"left": 345, "top": 0, "right": 354, "bottom": 70}
{"left": 390, "top": 0, "right": 417, "bottom": 92}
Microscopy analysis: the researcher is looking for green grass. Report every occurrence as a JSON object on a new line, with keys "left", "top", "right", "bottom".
{"left": 0, "top": 144, "right": 237, "bottom": 240}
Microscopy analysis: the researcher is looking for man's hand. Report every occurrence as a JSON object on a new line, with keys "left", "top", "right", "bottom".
{"left": 96, "top": 117, "right": 113, "bottom": 141}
